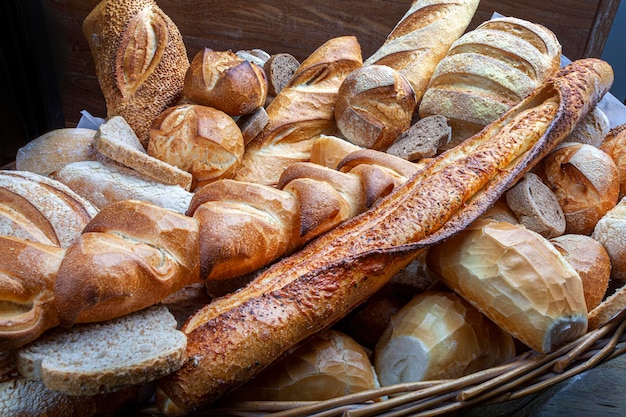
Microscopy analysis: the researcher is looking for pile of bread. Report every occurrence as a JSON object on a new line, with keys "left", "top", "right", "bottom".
{"left": 1, "top": 0, "right": 625, "bottom": 415}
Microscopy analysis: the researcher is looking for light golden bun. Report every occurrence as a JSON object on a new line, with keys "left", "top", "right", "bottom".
{"left": 374, "top": 290, "right": 516, "bottom": 385}
{"left": 427, "top": 219, "right": 588, "bottom": 353}
{"left": 147, "top": 104, "right": 244, "bottom": 190}
{"left": 183, "top": 48, "right": 268, "bottom": 116}
{"left": 540, "top": 142, "right": 620, "bottom": 235}
{"left": 226, "top": 330, "right": 378, "bottom": 401}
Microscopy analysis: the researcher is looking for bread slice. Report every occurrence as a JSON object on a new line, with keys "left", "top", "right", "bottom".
{"left": 94, "top": 116, "right": 193, "bottom": 191}
{"left": 588, "top": 283, "right": 626, "bottom": 331}
{"left": 16, "top": 304, "right": 186, "bottom": 396}
{"left": 386, "top": 115, "right": 451, "bottom": 161}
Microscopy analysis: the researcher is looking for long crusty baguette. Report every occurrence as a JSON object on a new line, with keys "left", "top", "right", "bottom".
{"left": 364, "top": 0, "right": 480, "bottom": 103}
{"left": 156, "top": 59, "right": 614, "bottom": 415}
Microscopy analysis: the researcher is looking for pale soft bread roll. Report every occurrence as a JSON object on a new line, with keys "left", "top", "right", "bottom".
{"left": 83, "top": 0, "right": 189, "bottom": 147}
{"left": 147, "top": 104, "right": 244, "bottom": 190}
{"left": 427, "top": 220, "right": 588, "bottom": 353}
{"left": 0, "top": 236, "right": 65, "bottom": 350}
{"left": 365, "top": 0, "right": 480, "bottom": 103}
{"left": 550, "top": 234, "right": 611, "bottom": 310}
{"left": 386, "top": 115, "right": 451, "bottom": 161}
{"left": 52, "top": 160, "right": 193, "bottom": 214}
{"left": 0, "top": 171, "right": 98, "bottom": 248}
{"left": 334, "top": 65, "right": 417, "bottom": 150}
{"left": 94, "top": 116, "right": 193, "bottom": 191}
{"left": 15, "top": 128, "right": 98, "bottom": 175}
{"left": 16, "top": 304, "right": 186, "bottom": 396}
{"left": 600, "top": 123, "right": 626, "bottom": 198}
{"left": 540, "top": 142, "right": 620, "bottom": 235}
{"left": 183, "top": 48, "right": 267, "bottom": 117}
{"left": 505, "top": 172, "right": 565, "bottom": 238}
{"left": 54, "top": 200, "right": 200, "bottom": 324}
{"left": 566, "top": 106, "right": 610, "bottom": 147}
{"left": 309, "top": 135, "right": 363, "bottom": 169}
{"left": 226, "top": 330, "right": 378, "bottom": 401}
{"left": 375, "top": 290, "right": 515, "bottom": 384}
{"left": 592, "top": 197, "right": 626, "bottom": 282}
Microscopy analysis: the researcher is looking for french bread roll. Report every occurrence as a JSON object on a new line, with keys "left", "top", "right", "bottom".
{"left": 83, "top": 0, "right": 189, "bottom": 147}
{"left": 600, "top": 123, "right": 626, "bottom": 198}
{"left": 233, "top": 36, "right": 363, "bottom": 186}
{"left": 549, "top": 234, "right": 611, "bottom": 310}
{"left": 226, "top": 330, "right": 379, "bottom": 401}
{"left": 15, "top": 128, "right": 98, "bottom": 176}
{"left": 419, "top": 17, "right": 561, "bottom": 148}
{"left": 565, "top": 106, "right": 610, "bottom": 147}
{"left": 365, "top": 0, "right": 480, "bottom": 104}
{"left": 592, "top": 197, "right": 626, "bottom": 282}
{"left": 54, "top": 200, "right": 200, "bottom": 325}
{"left": 183, "top": 48, "right": 268, "bottom": 116}
{"left": 147, "top": 104, "right": 244, "bottom": 190}
{"left": 374, "top": 290, "right": 516, "bottom": 384}
{"left": 334, "top": 65, "right": 417, "bottom": 150}
{"left": 427, "top": 219, "right": 588, "bottom": 353}
{"left": 156, "top": 59, "right": 613, "bottom": 414}
{"left": 539, "top": 142, "right": 620, "bottom": 235}
{"left": 309, "top": 135, "right": 363, "bottom": 169}
{"left": 0, "top": 236, "right": 65, "bottom": 350}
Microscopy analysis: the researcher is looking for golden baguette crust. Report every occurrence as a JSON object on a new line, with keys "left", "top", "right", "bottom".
{"left": 156, "top": 59, "right": 613, "bottom": 414}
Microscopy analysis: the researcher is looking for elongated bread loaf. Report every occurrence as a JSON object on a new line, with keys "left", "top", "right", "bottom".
{"left": 365, "top": 0, "right": 480, "bottom": 103}
{"left": 156, "top": 59, "right": 613, "bottom": 415}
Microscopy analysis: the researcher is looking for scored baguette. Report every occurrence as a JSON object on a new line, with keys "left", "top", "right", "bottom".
{"left": 156, "top": 59, "right": 613, "bottom": 415}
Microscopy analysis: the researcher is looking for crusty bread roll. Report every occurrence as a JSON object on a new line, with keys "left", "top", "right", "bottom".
{"left": 0, "top": 170, "right": 98, "bottom": 248}
{"left": 505, "top": 172, "right": 565, "bottom": 238}
{"left": 226, "top": 330, "right": 378, "bottom": 401}
{"left": 566, "top": 106, "right": 610, "bottom": 147}
{"left": 592, "top": 197, "right": 626, "bottom": 282}
{"left": 600, "top": 123, "right": 626, "bottom": 198}
{"left": 386, "top": 115, "right": 451, "bottom": 161}
{"left": 16, "top": 304, "right": 186, "bottom": 396}
{"left": 365, "top": 0, "right": 480, "bottom": 104}
{"left": 539, "top": 142, "right": 620, "bottom": 235}
{"left": 83, "top": 0, "right": 189, "bottom": 147}
{"left": 54, "top": 200, "right": 200, "bottom": 325}
{"left": 0, "top": 236, "right": 65, "bottom": 350}
{"left": 334, "top": 65, "right": 417, "bottom": 150}
{"left": 15, "top": 128, "right": 98, "bottom": 176}
{"left": 374, "top": 290, "right": 515, "bottom": 384}
{"left": 183, "top": 48, "right": 268, "bottom": 116}
{"left": 550, "top": 234, "right": 611, "bottom": 310}
{"left": 147, "top": 104, "right": 244, "bottom": 190}
{"left": 419, "top": 16, "right": 561, "bottom": 147}
{"left": 427, "top": 220, "right": 588, "bottom": 353}
{"left": 233, "top": 36, "right": 363, "bottom": 186}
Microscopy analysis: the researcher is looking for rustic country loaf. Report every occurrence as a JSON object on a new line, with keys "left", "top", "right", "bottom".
{"left": 83, "top": 0, "right": 189, "bottom": 147}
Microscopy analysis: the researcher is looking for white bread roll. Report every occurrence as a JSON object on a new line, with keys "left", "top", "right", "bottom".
{"left": 427, "top": 219, "right": 588, "bottom": 353}
{"left": 592, "top": 197, "right": 626, "bottom": 282}
{"left": 375, "top": 290, "right": 515, "bottom": 385}
{"left": 309, "top": 135, "right": 363, "bottom": 169}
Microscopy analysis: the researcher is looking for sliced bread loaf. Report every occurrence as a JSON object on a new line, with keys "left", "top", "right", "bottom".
{"left": 16, "top": 304, "right": 186, "bottom": 396}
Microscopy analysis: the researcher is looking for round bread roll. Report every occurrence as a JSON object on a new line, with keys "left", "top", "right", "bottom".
{"left": 549, "top": 234, "right": 611, "bottom": 310}
{"left": 565, "top": 106, "right": 610, "bottom": 147}
{"left": 505, "top": 172, "right": 565, "bottom": 238}
{"left": 147, "top": 104, "right": 244, "bottom": 190}
{"left": 592, "top": 197, "right": 626, "bottom": 282}
{"left": 540, "top": 142, "right": 620, "bottom": 235}
{"left": 226, "top": 329, "right": 379, "bottom": 401}
{"left": 183, "top": 48, "right": 268, "bottom": 116}
{"left": 374, "top": 290, "right": 515, "bottom": 385}
{"left": 600, "top": 123, "right": 626, "bottom": 198}
{"left": 15, "top": 128, "right": 98, "bottom": 175}
{"left": 427, "top": 219, "right": 588, "bottom": 353}
{"left": 335, "top": 65, "right": 417, "bottom": 150}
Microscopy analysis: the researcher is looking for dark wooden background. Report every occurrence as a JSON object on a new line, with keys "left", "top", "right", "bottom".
{"left": 0, "top": 0, "right": 620, "bottom": 166}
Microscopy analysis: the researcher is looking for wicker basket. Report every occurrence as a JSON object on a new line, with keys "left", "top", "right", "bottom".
{"left": 138, "top": 308, "right": 626, "bottom": 417}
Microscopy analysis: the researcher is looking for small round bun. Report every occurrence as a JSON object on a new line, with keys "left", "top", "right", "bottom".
{"left": 600, "top": 123, "right": 626, "bottom": 198}
{"left": 549, "top": 234, "right": 611, "bottom": 310}
{"left": 540, "top": 142, "right": 620, "bottom": 235}
{"left": 566, "top": 106, "right": 610, "bottom": 147}
{"left": 335, "top": 65, "right": 416, "bottom": 150}
{"left": 148, "top": 104, "right": 244, "bottom": 190}
{"left": 592, "top": 198, "right": 626, "bottom": 282}
{"left": 226, "top": 330, "right": 379, "bottom": 401}
{"left": 183, "top": 48, "right": 268, "bottom": 116}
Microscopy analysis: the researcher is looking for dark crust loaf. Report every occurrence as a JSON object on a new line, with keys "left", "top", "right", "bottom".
{"left": 155, "top": 59, "right": 613, "bottom": 415}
